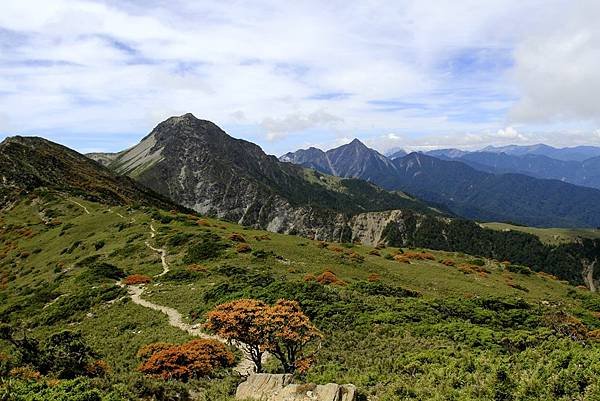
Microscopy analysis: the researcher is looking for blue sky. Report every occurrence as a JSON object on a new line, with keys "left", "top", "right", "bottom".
{"left": 1, "top": 0, "right": 600, "bottom": 156}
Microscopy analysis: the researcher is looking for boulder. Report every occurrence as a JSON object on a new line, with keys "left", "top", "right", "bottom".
{"left": 235, "top": 373, "right": 356, "bottom": 401}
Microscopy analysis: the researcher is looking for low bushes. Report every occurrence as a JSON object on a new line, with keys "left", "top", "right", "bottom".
{"left": 123, "top": 274, "right": 152, "bottom": 285}
{"left": 137, "top": 339, "right": 235, "bottom": 380}
{"left": 183, "top": 233, "right": 227, "bottom": 263}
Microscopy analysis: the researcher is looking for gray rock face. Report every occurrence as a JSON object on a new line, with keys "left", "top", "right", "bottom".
{"left": 235, "top": 374, "right": 356, "bottom": 401}
{"left": 101, "top": 113, "right": 435, "bottom": 244}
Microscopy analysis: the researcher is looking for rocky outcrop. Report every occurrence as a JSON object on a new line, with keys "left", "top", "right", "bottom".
{"left": 94, "top": 113, "right": 435, "bottom": 244}
{"left": 235, "top": 374, "right": 356, "bottom": 401}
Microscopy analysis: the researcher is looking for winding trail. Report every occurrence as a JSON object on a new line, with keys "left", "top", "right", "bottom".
{"left": 66, "top": 198, "right": 90, "bottom": 214}
{"left": 145, "top": 224, "right": 169, "bottom": 277}
{"left": 119, "top": 219, "right": 258, "bottom": 375}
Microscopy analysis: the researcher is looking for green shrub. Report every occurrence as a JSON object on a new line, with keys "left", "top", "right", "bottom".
{"left": 506, "top": 264, "right": 533, "bottom": 275}
{"left": 183, "top": 233, "right": 227, "bottom": 263}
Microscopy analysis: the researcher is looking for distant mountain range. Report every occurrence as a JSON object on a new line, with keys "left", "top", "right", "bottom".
{"left": 425, "top": 147, "right": 600, "bottom": 190}
{"left": 282, "top": 140, "right": 600, "bottom": 228}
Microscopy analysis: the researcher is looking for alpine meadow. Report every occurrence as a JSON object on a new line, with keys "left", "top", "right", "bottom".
{"left": 2, "top": 1, "right": 600, "bottom": 401}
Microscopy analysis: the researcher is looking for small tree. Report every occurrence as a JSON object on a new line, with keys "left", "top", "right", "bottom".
{"left": 204, "top": 299, "right": 269, "bottom": 373}
{"left": 259, "top": 300, "right": 322, "bottom": 373}
{"left": 205, "top": 299, "right": 322, "bottom": 374}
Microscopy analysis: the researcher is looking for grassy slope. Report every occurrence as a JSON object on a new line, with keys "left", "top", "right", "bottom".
{"left": 483, "top": 222, "right": 600, "bottom": 245}
{"left": 2, "top": 192, "right": 600, "bottom": 400}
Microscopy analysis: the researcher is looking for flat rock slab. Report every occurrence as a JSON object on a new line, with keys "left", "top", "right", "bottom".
{"left": 236, "top": 374, "right": 356, "bottom": 401}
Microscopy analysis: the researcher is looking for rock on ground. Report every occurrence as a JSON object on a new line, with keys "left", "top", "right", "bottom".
{"left": 235, "top": 374, "right": 356, "bottom": 401}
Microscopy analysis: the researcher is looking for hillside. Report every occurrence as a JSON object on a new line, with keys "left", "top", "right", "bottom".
{"left": 0, "top": 136, "right": 177, "bottom": 211}
{"left": 89, "top": 114, "right": 437, "bottom": 239}
{"left": 283, "top": 140, "right": 600, "bottom": 228}
{"left": 2, "top": 193, "right": 600, "bottom": 400}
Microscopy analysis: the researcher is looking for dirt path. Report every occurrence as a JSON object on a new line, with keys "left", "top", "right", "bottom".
{"left": 145, "top": 224, "right": 169, "bottom": 277}
{"left": 119, "top": 219, "right": 258, "bottom": 375}
{"left": 67, "top": 198, "right": 90, "bottom": 214}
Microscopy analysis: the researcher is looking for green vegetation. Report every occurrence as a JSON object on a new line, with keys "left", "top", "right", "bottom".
{"left": 2, "top": 193, "right": 600, "bottom": 400}
{"left": 483, "top": 222, "right": 600, "bottom": 245}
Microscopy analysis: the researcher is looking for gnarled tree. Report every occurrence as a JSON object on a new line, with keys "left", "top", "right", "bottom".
{"left": 205, "top": 298, "right": 322, "bottom": 373}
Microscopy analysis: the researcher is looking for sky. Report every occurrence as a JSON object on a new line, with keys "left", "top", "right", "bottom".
{"left": 1, "top": 0, "right": 600, "bottom": 156}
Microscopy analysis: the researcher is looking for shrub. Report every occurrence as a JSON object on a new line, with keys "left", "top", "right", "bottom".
{"left": 93, "top": 240, "right": 105, "bottom": 251}
{"left": 367, "top": 273, "right": 381, "bottom": 282}
{"left": 183, "top": 233, "right": 227, "bottom": 263}
{"left": 123, "top": 274, "right": 152, "bottom": 285}
{"left": 303, "top": 273, "right": 316, "bottom": 282}
{"left": 351, "top": 281, "right": 421, "bottom": 298}
{"left": 228, "top": 233, "right": 247, "bottom": 242}
{"left": 9, "top": 366, "right": 41, "bottom": 380}
{"left": 506, "top": 264, "right": 533, "bottom": 275}
{"left": 138, "top": 339, "right": 234, "bottom": 381}
{"left": 368, "top": 250, "right": 381, "bottom": 256}
{"left": 470, "top": 258, "right": 486, "bottom": 266}
{"left": 167, "top": 232, "right": 193, "bottom": 247}
{"left": 328, "top": 245, "right": 344, "bottom": 253}
{"left": 254, "top": 234, "right": 271, "bottom": 241}
{"left": 316, "top": 242, "right": 328, "bottom": 248}
{"left": 236, "top": 243, "right": 252, "bottom": 253}
{"left": 205, "top": 299, "right": 321, "bottom": 374}
{"left": 316, "top": 270, "right": 345, "bottom": 286}
{"left": 394, "top": 254, "right": 411, "bottom": 264}
{"left": 440, "top": 259, "right": 456, "bottom": 266}
{"left": 197, "top": 219, "right": 212, "bottom": 227}
{"left": 404, "top": 251, "right": 436, "bottom": 260}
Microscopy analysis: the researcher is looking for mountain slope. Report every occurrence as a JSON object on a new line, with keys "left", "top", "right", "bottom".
{"left": 482, "top": 144, "right": 600, "bottom": 161}
{"left": 95, "top": 114, "right": 437, "bottom": 239}
{"left": 392, "top": 153, "right": 600, "bottom": 227}
{"left": 283, "top": 139, "right": 600, "bottom": 228}
{"left": 452, "top": 152, "right": 600, "bottom": 190}
{"left": 0, "top": 136, "right": 176, "bottom": 210}
{"left": 280, "top": 139, "right": 399, "bottom": 189}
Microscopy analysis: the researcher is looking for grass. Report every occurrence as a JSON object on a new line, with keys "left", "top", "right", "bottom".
{"left": 483, "top": 222, "right": 600, "bottom": 245}
{"left": 2, "top": 191, "right": 600, "bottom": 400}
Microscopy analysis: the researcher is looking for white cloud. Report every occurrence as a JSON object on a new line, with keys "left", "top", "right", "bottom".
{"left": 510, "top": 1, "right": 600, "bottom": 124}
{"left": 261, "top": 110, "right": 342, "bottom": 141}
{"left": 0, "top": 0, "right": 598, "bottom": 154}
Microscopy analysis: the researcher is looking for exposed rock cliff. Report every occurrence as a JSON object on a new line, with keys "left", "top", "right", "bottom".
{"left": 93, "top": 113, "right": 438, "bottom": 244}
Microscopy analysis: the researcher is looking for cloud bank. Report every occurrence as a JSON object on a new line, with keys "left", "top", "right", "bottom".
{"left": 0, "top": 0, "right": 598, "bottom": 154}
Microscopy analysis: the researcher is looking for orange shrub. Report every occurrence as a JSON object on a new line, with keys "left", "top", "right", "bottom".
{"left": 404, "top": 251, "right": 436, "bottom": 260}
{"left": 123, "top": 274, "right": 152, "bottom": 285}
{"left": 228, "top": 233, "right": 247, "bottom": 242}
{"left": 10, "top": 367, "right": 41, "bottom": 380}
{"left": 458, "top": 264, "right": 489, "bottom": 276}
{"left": 394, "top": 254, "right": 411, "bottom": 264}
{"left": 588, "top": 330, "right": 600, "bottom": 340}
{"left": 303, "top": 273, "right": 316, "bottom": 282}
{"left": 440, "top": 259, "right": 456, "bottom": 267}
{"left": 85, "top": 359, "right": 110, "bottom": 377}
{"left": 316, "top": 270, "right": 345, "bottom": 285}
{"left": 138, "top": 339, "right": 234, "bottom": 381}
{"left": 316, "top": 241, "right": 328, "bottom": 248}
{"left": 327, "top": 245, "right": 344, "bottom": 253}
{"left": 187, "top": 264, "right": 207, "bottom": 272}
{"left": 254, "top": 234, "right": 271, "bottom": 241}
{"left": 367, "top": 273, "right": 381, "bottom": 282}
{"left": 236, "top": 243, "right": 252, "bottom": 253}
{"left": 197, "top": 219, "right": 212, "bottom": 227}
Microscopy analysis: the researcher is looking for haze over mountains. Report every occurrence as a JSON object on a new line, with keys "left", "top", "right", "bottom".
{"left": 282, "top": 140, "right": 600, "bottom": 228}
